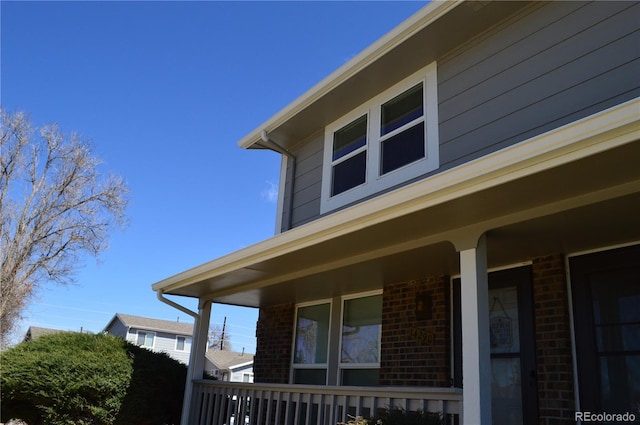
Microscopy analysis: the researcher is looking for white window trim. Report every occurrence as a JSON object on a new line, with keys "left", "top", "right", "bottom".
{"left": 136, "top": 330, "right": 156, "bottom": 349}
{"left": 175, "top": 335, "right": 191, "bottom": 351}
{"left": 321, "top": 61, "right": 439, "bottom": 214}
{"left": 337, "top": 290, "right": 383, "bottom": 383}
{"left": 290, "top": 299, "right": 333, "bottom": 384}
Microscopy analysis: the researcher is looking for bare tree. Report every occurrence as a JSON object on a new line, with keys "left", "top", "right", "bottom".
{"left": 0, "top": 109, "right": 128, "bottom": 347}
{"left": 208, "top": 324, "right": 232, "bottom": 351}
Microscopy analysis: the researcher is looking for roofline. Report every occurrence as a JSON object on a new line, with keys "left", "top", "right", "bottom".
{"left": 103, "top": 312, "right": 194, "bottom": 336}
{"left": 237, "top": 0, "right": 463, "bottom": 149}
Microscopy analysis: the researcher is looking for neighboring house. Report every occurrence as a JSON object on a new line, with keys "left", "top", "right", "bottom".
{"left": 103, "top": 313, "right": 193, "bottom": 365}
{"left": 22, "top": 326, "right": 63, "bottom": 342}
{"left": 152, "top": 2, "right": 640, "bottom": 425}
{"left": 205, "top": 350, "right": 255, "bottom": 383}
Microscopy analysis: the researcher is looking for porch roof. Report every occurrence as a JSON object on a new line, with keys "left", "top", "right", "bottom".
{"left": 152, "top": 99, "right": 640, "bottom": 308}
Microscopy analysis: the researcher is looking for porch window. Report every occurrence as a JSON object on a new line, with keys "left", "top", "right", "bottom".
{"left": 136, "top": 330, "right": 155, "bottom": 348}
{"left": 292, "top": 302, "right": 330, "bottom": 385}
{"left": 340, "top": 293, "right": 382, "bottom": 386}
{"left": 292, "top": 292, "right": 383, "bottom": 386}
{"left": 321, "top": 61, "right": 439, "bottom": 213}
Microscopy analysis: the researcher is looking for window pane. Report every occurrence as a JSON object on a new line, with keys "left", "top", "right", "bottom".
{"left": 177, "top": 336, "right": 185, "bottom": 351}
{"left": 293, "top": 368, "right": 327, "bottom": 385}
{"left": 332, "top": 151, "right": 366, "bottom": 196}
{"left": 333, "top": 115, "right": 367, "bottom": 161}
{"left": 145, "top": 333, "right": 154, "bottom": 347}
{"left": 381, "top": 83, "right": 423, "bottom": 136}
{"left": 294, "top": 303, "right": 330, "bottom": 364}
{"left": 341, "top": 368, "right": 380, "bottom": 386}
{"left": 489, "top": 286, "right": 520, "bottom": 354}
{"left": 380, "top": 122, "right": 425, "bottom": 175}
{"left": 341, "top": 295, "right": 382, "bottom": 364}
{"left": 491, "top": 357, "right": 523, "bottom": 425}
{"left": 137, "top": 332, "right": 146, "bottom": 346}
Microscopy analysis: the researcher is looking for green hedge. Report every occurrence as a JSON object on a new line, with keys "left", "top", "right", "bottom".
{"left": 1, "top": 332, "right": 187, "bottom": 425}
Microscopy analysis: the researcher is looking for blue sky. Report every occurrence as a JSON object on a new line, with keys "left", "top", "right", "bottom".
{"left": 1, "top": 1, "right": 427, "bottom": 349}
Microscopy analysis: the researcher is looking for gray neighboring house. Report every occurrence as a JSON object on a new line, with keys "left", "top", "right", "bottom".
{"left": 104, "top": 313, "right": 193, "bottom": 365}
{"left": 205, "top": 350, "right": 254, "bottom": 383}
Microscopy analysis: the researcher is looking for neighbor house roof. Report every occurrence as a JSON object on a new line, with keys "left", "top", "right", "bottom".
{"left": 104, "top": 313, "right": 193, "bottom": 336}
{"left": 23, "top": 326, "right": 65, "bottom": 342}
{"left": 206, "top": 350, "right": 254, "bottom": 371}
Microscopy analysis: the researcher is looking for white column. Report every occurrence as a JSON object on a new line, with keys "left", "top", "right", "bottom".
{"left": 180, "top": 299, "right": 212, "bottom": 425}
{"left": 459, "top": 234, "right": 492, "bottom": 425}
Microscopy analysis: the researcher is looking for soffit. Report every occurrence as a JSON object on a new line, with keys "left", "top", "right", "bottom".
{"left": 156, "top": 138, "right": 640, "bottom": 307}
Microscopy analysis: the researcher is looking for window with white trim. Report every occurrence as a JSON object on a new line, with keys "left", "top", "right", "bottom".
{"left": 136, "top": 330, "right": 155, "bottom": 348}
{"left": 175, "top": 335, "right": 191, "bottom": 351}
{"left": 291, "top": 291, "right": 382, "bottom": 386}
{"left": 339, "top": 294, "right": 382, "bottom": 386}
{"left": 321, "top": 62, "right": 439, "bottom": 213}
{"left": 292, "top": 302, "right": 331, "bottom": 385}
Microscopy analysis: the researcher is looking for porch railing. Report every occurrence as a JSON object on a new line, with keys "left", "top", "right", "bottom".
{"left": 189, "top": 380, "right": 462, "bottom": 425}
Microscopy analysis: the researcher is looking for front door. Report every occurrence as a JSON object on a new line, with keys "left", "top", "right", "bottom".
{"left": 453, "top": 266, "right": 538, "bottom": 425}
{"left": 488, "top": 267, "right": 538, "bottom": 425}
{"left": 570, "top": 245, "right": 640, "bottom": 421}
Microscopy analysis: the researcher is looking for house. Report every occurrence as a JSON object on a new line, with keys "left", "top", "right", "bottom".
{"left": 103, "top": 313, "right": 193, "bottom": 365}
{"left": 205, "top": 350, "right": 255, "bottom": 383}
{"left": 152, "top": 1, "right": 640, "bottom": 424}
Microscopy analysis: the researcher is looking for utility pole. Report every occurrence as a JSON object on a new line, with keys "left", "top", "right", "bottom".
{"left": 220, "top": 316, "right": 227, "bottom": 350}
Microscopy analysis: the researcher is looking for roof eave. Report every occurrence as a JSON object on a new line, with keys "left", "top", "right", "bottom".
{"left": 237, "top": 0, "right": 463, "bottom": 150}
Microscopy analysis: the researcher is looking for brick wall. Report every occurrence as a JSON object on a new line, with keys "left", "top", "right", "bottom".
{"left": 253, "top": 303, "right": 294, "bottom": 384}
{"left": 380, "top": 276, "right": 451, "bottom": 387}
{"left": 532, "top": 254, "right": 575, "bottom": 424}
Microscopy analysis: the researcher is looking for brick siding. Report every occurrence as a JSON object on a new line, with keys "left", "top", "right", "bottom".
{"left": 532, "top": 254, "right": 576, "bottom": 424}
{"left": 253, "top": 303, "right": 294, "bottom": 384}
{"left": 380, "top": 276, "right": 451, "bottom": 387}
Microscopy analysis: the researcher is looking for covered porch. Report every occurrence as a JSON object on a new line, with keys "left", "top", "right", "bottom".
{"left": 153, "top": 100, "right": 640, "bottom": 425}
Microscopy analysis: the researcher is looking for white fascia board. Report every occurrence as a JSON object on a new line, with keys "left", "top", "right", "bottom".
{"left": 153, "top": 98, "right": 640, "bottom": 294}
{"left": 237, "top": 0, "right": 463, "bottom": 149}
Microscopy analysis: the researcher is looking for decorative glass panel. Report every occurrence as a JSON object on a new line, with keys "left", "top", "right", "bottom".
{"left": 333, "top": 115, "right": 367, "bottom": 161}
{"left": 381, "top": 83, "right": 423, "bottom": 136}
{"left": 341, "top": 295, "right": 382, "bottom": 364}
{"left": 294, "top": 303, "right": 330, "bottom": 364}
{"left": 332, "top": 151, "right": 366, "bottom": 196}
{"left": 380, "top": 122, "right": 425, "bottom": 174}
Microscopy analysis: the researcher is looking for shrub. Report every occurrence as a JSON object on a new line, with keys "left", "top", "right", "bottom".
{"left": 0, "top": 332, "right": 133, "bottom": 425}
{"left": 1, "top": 332, "right": 188, "bottom": 425}
{"left": 338, "top": 408, "right": 445, "bottom": 425}
{"left": 114, "top": 343, "right": 187, "bottom": 425}
{"left": 375, "top": 407, "right": 444, "bottom": 425}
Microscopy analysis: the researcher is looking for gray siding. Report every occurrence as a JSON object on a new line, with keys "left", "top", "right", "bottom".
{"left": 106, "top": 319, "right": 128, "bottom": 338}
{"left": 438, "top": 0, "right": 640, "bottom": 169}
{"left": 281, "top": 130, "right": 324, "bottom": 231}
{"left": 126, "top": 327, "right": 191, "bottom": 364}
{"left": 282, "top": 1, "right": 640, "bottom": 229}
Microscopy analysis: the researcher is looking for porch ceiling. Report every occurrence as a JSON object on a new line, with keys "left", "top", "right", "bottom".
{"left": 153, "top": 115, "right": 640, "bottom": 308}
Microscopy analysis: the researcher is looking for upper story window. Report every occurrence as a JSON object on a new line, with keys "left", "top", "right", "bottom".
{"left": 321, "top": 62, "right": 439, "bottom": 213}
{"left": 176, "top": 335, "right": 191, "bottom": 351}
{"left": 136, "top": 330, "right": 155, "bottom": 348}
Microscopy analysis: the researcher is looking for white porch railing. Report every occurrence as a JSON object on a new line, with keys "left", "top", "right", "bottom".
{"left": 189, "top": 380, "right": 462, "bottom": 425}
